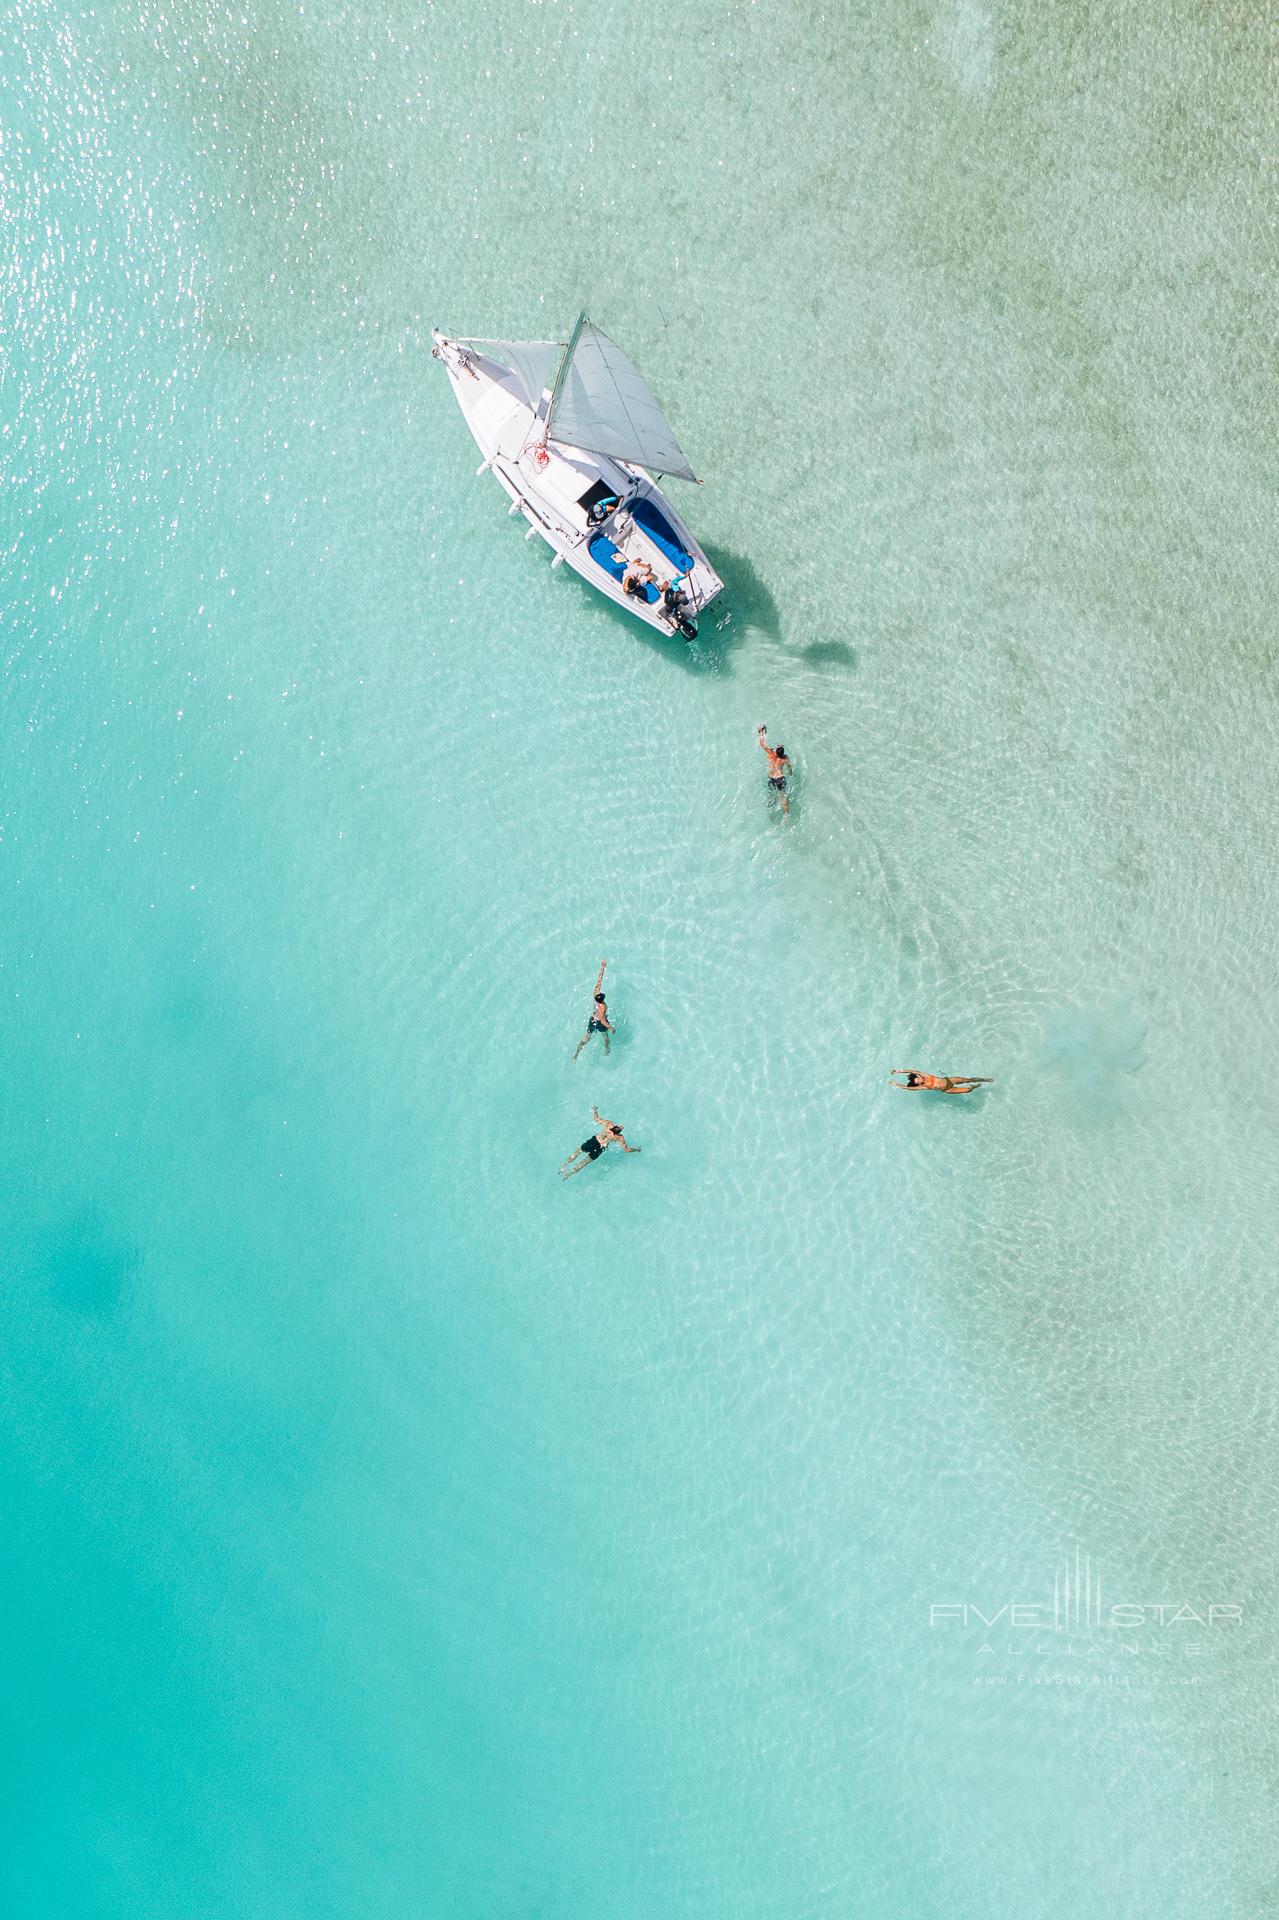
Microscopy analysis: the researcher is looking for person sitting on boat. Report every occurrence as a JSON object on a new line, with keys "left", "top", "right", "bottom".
{"left": 559, "top": 1107, "right": 641, "bottom": 1179}
{"left": 757, "top": 724, "right": 793, "bottom": 819}
{"left": 572, "top": 957, "right": 614, "bottom": 1061}
{"left": 620, "top": 557, "right": 658, "bottom": 599}
{"left": 889, "top": 1069, "right": 994, "bottom": 1094}
{"left": 586, "top": 492, "right": 620, "bottom": 527}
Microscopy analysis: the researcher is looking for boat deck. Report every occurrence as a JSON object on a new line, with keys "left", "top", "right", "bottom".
{"left": 433, "top": 332, "right": 723, "bottom": 632}
{"left": 585, "top": 497, "right": 694, "bottom": 604}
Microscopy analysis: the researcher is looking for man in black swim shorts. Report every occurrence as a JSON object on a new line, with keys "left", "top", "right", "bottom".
{"left": 572, "top": 957, "right": 615, "bottom": 1060}
{"left": 559, "top": 1107, "right": 641, "bottom": 1179}
{"left": 757, "top": 724, "right": 793, "bottom": 820}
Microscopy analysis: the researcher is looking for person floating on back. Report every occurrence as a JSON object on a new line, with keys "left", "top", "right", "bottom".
{"left": 572, "top": 958, "right": 615, "bottom": 1061}
{"left": 758, "top": 724, "right": 793, "bottom": 819}
{"left": 559, "top": 1107, "right": 641, "bottom": 1179}
{"left": 889, "top": 1069, "right": 994, "bottom": 1095}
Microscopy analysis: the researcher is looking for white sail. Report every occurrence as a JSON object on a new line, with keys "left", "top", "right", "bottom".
{"left": 546, "top": 316, "right": 699, "bottom": 483}
{"left": 461, "top": 337, "right": 563, "bottom": 409}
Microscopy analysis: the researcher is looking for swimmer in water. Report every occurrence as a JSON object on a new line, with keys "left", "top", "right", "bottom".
{"left": 889, "top": 1069, "right": 994, "bottom": 1094}
{"left": 572, "top": 958, "right": 615, "bottom": 1061}
{"left": 758, "top": 724, "right": 793, "bottom": 819}
{"left": 559, "top": 1107, "right": 641, "bottom": 1179}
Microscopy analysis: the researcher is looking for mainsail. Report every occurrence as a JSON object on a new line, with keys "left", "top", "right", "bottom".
{"left": 461, "top": 337, "right": 564, "bottom": 409}
{"left": 545, "top": 314, "right": 699, "bottom": 483}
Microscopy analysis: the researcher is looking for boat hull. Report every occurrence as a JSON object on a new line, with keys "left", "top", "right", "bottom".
{"left": 431, "top": 332, "right": 723, "bottom": 639}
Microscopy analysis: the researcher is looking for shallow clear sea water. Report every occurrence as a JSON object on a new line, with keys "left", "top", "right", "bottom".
{"left": 3, "top": 1, "right": 1278, "bottom": 1914}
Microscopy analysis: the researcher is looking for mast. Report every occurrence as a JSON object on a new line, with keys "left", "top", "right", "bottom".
{"left": 541, "top": 309, "right": 587, "bottom": 450}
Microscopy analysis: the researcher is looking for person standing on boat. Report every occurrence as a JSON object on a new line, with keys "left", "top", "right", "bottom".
{"left": 758, "top": 725, "right": 793, "bottom": 819}
{"left": 889, "top": 1070, "right": 993, "bottom": 1094}
{"left": 559, "top": 1107, "right": 641, "bottom": 1179}
{"left": 572, "top": 958, "right": 615, "bottom": 1061}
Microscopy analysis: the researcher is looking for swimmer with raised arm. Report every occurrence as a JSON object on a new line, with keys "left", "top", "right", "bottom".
{"left": 758, "top": 724, "right": 793, "bottom": 818}
{"left": 572, "top": 958, "right": 615, "bottom": 1061}
{"left": 889, "top": 1069, "right": 994, "bottom": 1094}
{"left": 559, "top": 1107, "right": 641, "bottom": 1179}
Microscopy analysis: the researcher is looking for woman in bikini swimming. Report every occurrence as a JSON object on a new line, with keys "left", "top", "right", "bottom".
{"left": 572, "top": 958, "right": 614, "bottom": 1060}
{"left": 559, "top": 1107, "right": 641, "bottom": 1179}
{"left": 889, "top": 1069, "right": 994, "bottom": 1094}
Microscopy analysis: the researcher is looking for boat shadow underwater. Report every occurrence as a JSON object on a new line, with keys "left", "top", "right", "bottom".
{"left": 712, "top": 546, "right": 783, "bottom": 646}
{"left": 704, "top": 548, "right": 859, "bottom": 674}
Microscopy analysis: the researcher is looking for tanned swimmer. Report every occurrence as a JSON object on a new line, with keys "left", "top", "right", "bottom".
{"left": 572, "top": 957, "right": 615, "bottom": 1061}
{"left": 559, "top": 1107, "right": 641, "bottom": 1179}
{"left": 889, "top": 1069, "right": 994, "bottom": 1095}
{"left": 757, "top": 724, "right": 793, "bottom": 819}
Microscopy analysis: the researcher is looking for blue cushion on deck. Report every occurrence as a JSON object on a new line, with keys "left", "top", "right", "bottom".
{"left": 629, "top": 497, "right": 693, "bottom": 577}
{"left": 588, "top": 534, "right": 660, "bottom": 603}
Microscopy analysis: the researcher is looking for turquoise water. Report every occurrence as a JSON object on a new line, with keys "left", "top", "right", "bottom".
{"left": 4, "top": 1, "right": 1278, "bottom": 1913}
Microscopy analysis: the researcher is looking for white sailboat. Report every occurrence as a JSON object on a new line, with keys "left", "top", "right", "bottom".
{"left": 431, "top": 313, "right": 724, "bottom": 642}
